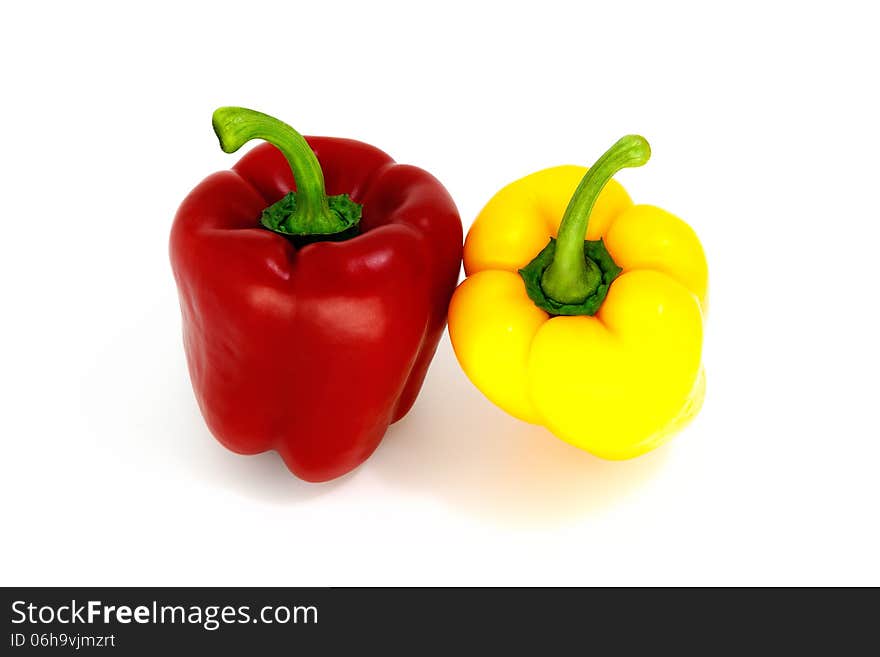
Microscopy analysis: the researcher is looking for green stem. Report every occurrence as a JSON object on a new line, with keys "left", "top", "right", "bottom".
{"left": 540, "top": 135, "right": 651, "bottom": 304}
{"left": 211, "top": 107, "right": 361, "bottom": 241}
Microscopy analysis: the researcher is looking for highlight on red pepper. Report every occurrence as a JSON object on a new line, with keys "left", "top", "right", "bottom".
{"left": 170, "top": 107, "right": 463, "bottom": 482}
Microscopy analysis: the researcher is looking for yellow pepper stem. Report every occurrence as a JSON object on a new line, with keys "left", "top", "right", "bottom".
{"left": 541, "top": 135, "right": 651, "bottom": 304}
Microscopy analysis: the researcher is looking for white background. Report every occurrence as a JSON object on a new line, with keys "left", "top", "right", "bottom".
{"left": 1, "top": 1, "right": 878, "bottom": 586}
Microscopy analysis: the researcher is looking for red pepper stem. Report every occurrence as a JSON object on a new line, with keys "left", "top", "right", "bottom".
{"left": 211, "top": 107, "right": 334, "bottom": 231}
{"left": 541, "top": 135, "right": 651, "bottom": 304}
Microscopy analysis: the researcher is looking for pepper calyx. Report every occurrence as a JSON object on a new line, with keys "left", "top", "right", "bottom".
{"left": 519, "top": 237, "right": 622, "bottom": 316}
{"left": 261, "top": 191, "right": 361, "bottom": 246}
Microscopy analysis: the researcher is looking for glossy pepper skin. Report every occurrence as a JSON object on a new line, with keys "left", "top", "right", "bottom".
{"left": 171, "top": 108, "right": 462, "bottom": 482}
{"left": 449, "top": 136, "right": 707, "bottom": 459}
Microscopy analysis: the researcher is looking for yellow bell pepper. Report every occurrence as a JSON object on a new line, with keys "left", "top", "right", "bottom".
{"left": 448, "top": 136, "right": 708, "bottom": 459}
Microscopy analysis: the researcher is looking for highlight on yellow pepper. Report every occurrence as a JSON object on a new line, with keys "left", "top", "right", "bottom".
{"left": 448, "top": 136, "right": 708, "bottom": 459}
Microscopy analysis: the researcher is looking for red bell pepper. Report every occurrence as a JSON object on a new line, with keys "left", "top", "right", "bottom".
{"left": 170, "top": 107, "right": 462, "bottom": 482}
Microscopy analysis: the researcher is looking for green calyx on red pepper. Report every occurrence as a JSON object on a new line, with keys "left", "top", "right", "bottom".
{"left": 518, "top": 135, "right": 650, "bottom": 316}
{"left": 212, "top": 106, "right": 362, "bottom": 245}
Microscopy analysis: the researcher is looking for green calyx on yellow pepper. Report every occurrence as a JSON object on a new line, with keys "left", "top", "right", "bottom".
{"left": 448, "top": 135, "right": 708, "bottom": 460}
